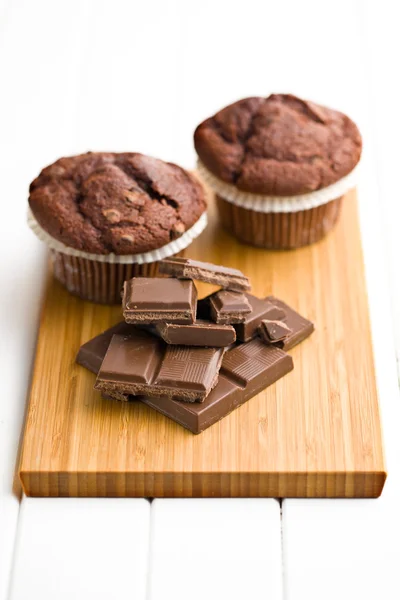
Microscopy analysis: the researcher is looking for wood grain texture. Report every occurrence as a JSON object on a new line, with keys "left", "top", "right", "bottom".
{"left": 19, "top": 191, "right": 386, "bottom": 498}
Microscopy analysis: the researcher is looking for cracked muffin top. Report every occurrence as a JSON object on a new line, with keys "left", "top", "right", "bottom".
{"left": 194, "top": 94, "right": 362, "bottom": 196}
{"left": 29, "top": 152, "right": 207, "bottom": 255}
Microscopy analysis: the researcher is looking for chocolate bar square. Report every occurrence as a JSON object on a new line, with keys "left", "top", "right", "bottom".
{"left": 122, "top": 277, "right": 197, "bottom": 324}
{"left": 94, "top": 329, "right": 224, "bottom": 402}
{"left": 209, "top": 290, "right": 252, "bottom": 324}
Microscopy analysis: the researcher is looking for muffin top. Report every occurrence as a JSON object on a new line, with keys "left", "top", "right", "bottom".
{"left": 194, "top": 94, "right": 362, "bottom": 196}
{"left": 29, "top": 152, "right": 207, "bottom": 255}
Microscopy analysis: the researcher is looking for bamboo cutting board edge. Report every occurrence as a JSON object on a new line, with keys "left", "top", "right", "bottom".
{"left": 20, "top": 471, "right": 386, "bottom": 498}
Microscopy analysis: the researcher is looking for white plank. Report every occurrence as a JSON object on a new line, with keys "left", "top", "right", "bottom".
{"left": 148, "top": 499, "right": 282, "bottom": 600}
{"left": 283, "top": 496, "right": 400, "bottom": 600}
{"left": 8, "top": 498, "right": 150, "bottom": 600}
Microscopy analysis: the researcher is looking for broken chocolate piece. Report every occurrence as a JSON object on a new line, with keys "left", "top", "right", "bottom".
{"left": 122, "top": 277, "right": 197, "bottom": 324}
{"left": 158, "top": 257, "right": 251, "bottom": 291}
{"left": 235, "top": 294, "right": 286, "bottom": 343}
{"left": 155, "top": 320, "right": 236, "bottom": 347}
{"left": 259, "top": 319, "right": 293, "bottom": 344}
{"left": 76, "top": 321, "right": 133, "bottom": 374}
{"left": 266, "top": 296, "right": 314, "bottom": 350}
{"left": 208, "top": 290, "right": 252, "bottom": 324}
{"left": 94, "top": 329, "right": 225, "bottom": 402}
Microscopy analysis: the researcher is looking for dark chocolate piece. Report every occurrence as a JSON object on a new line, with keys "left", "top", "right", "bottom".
{"left": 259, "top": 319, "right": 292, "bottom": 344}
{"left": 122, "top": 277, "right": 197, "bottom": 324}
{"left": 155, "top": 320, "right": 236, "bottom": 347}
{"left": 235, "top": 294, "right": 286, "bottom": 343}
{"left": 76, "top": 321, "right": 133, "bottom": 374}
{"left": 209, "top": 290, "right": 252, "bottom": 324}
{"left": 158, "top": 257, "right": 251, "bottom": 291}
{"left": 266, "top": 296, "right": 314, "bottom": 350}
{"left": 104, "top": 338, "right": 293, "bottom": 434}
{"left": 94, "top": 329, "right": 225, "bottom": 402}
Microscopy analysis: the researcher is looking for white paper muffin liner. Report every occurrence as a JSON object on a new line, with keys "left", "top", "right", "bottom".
{"left": 27, "top": 209, "right": 208, "bottom": 264}
{"left": 197, "top": 160, "right": 359, "bottom": 213}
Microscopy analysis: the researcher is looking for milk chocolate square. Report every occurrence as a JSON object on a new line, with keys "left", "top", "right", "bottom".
{"left": 209, "top": 290, "right": 252, "bottom": 324}
{"left": 122, "top": 277, "right": 197, "bottom": 324}
{"left": 94, "top": 329, "right": 224, "bottom": 402}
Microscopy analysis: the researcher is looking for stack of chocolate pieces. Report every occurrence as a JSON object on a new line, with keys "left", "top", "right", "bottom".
{"left": 76, "top": 258, "right": 314, "bottom": 434}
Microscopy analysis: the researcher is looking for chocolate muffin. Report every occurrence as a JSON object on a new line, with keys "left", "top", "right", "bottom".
{"left": 194, "top": 94, "right": 361, "bottom": 249}
{"left": 28, "top": 152, "right": 207, "bottom": 303}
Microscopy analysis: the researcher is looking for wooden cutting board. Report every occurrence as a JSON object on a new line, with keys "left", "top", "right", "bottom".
{"left": 19, "top": 190, "right": 386, "bottom": 498}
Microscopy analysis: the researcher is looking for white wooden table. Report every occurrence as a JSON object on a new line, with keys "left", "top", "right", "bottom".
{"left": 1, "top": 1, "right": 400, "bottom": 598}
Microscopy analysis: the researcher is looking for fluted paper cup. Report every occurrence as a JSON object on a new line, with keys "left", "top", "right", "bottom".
{"left": 28, "top": 209, "right": 208, "bottom": 304}
{"left": 197, "top": 160, "right": 358, "bottom": 249}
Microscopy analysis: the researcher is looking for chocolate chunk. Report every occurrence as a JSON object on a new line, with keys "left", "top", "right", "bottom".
{"left": 259, "top": 319, "right": 292, "bottom": 343}
{"left": 266, "top": 296, "right": 314, "bottom": 350}
{"left": 208, "top": 290, "right": 252, "bottom": 324}
{"left": 122, "top": 277, "right": 197, "bottom": 324}
{"left": 76, "top": 321, "right": 133, "bottom": 374}
{"left": 94, "top": 329, "right": 225, "bottom": 402}
{"left": 235, "top": 294, "right": 286, "bottom": 343}
{"left": 105, "top": 338, "right": 293, "bottom": 434}
{"left": 155, "top": 320, "right": 236, "bottom": 347}
{"left": 158, "top": 257, "right": 251, "bottom": 291}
